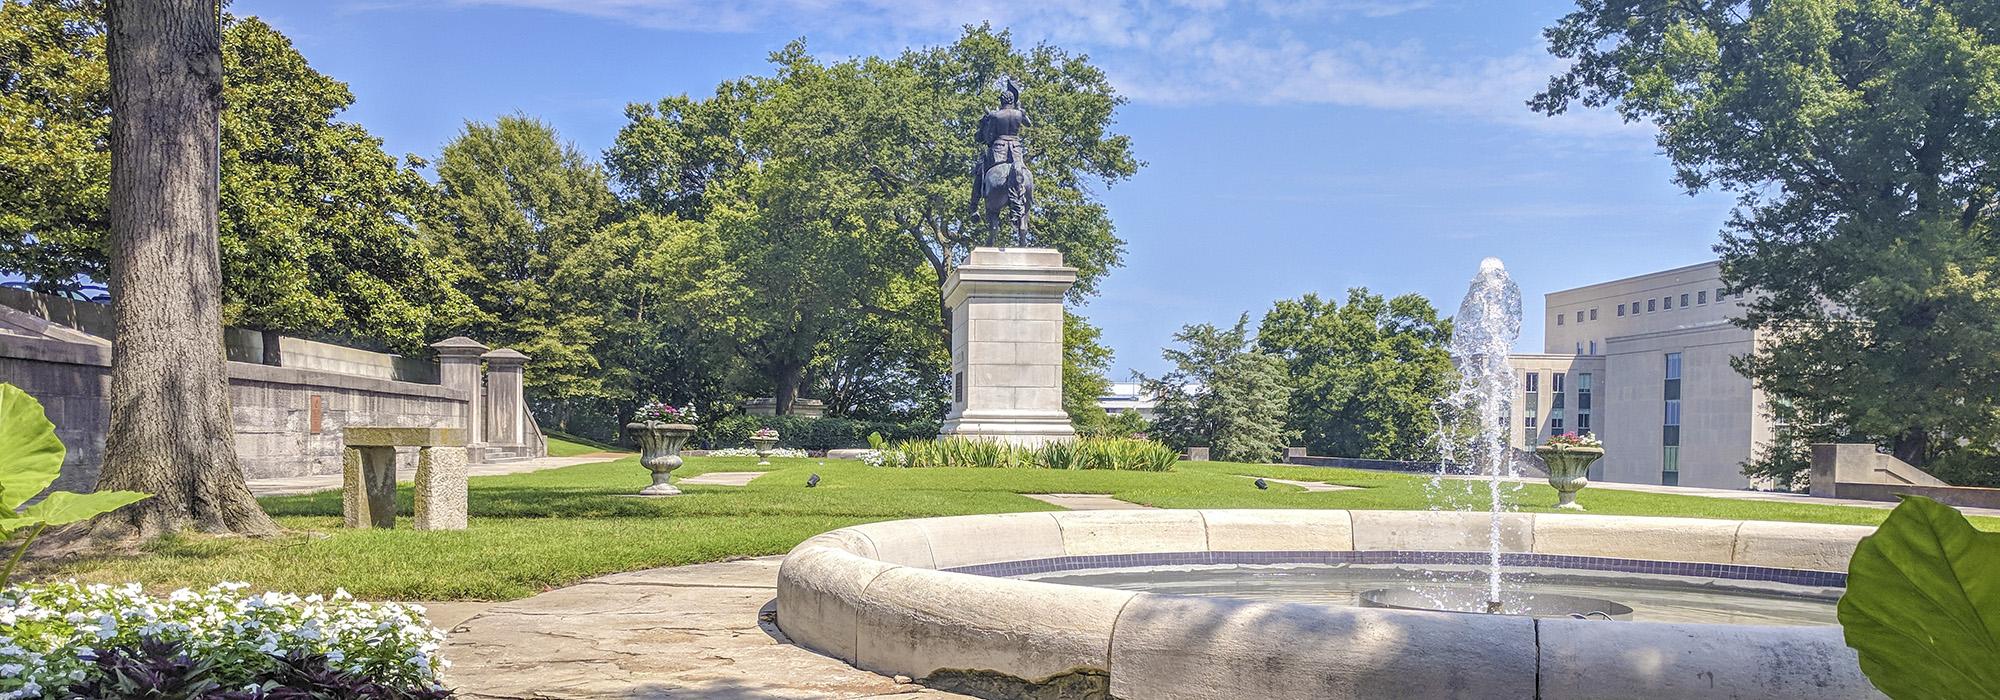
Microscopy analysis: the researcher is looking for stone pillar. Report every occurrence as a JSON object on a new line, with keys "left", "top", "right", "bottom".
{"left": 939, "top": 247, "right": 1076, "bottom": 446}
{"left": 413, "top": 446, "right": 469, "bottom": 530}
{"left": 482, "top": 348, "right": 529, "bottom": 448}
{"left": 431, "top": 337, "right": 489, "bottom": 447}
{"left": 342, "top": 446, "right": 397, "bottom": 529}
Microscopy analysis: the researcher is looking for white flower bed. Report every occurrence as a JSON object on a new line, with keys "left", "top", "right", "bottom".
{"left": 702, "top": 447, "right": 809, "bottom": 458}
{"left": 0, "top": 581, "right": 445, "bottom": 698}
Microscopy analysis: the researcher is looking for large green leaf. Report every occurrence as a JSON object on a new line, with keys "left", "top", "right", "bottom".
{"left": 0, "top": 383, "right": 64, "bottom": 511}
{"left": 15, "top": 490, "right": 150, "bottom": 527}
{"left": 1838, "top": 496, "right": 2000, "bottom": 699}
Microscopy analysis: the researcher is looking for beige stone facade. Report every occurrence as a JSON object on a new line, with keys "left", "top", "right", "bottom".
{"left": 938, "top": 248, "right": 1077, "bottom": 445}
{"left": 1509, "top": 261, "right": 1772, "bottom": 489}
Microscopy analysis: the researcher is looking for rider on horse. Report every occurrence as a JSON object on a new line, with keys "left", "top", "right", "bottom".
{"left": 972, "top": 78, "right": 1033, "bottom": 246}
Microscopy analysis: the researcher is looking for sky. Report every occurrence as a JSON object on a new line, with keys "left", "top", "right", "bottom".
{"left": 239, "top": 0, "right": 1738, "bottom": 378}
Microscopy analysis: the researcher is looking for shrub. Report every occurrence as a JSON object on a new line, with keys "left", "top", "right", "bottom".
{"left": 885, "top": 437, "right": 1177, "bottom": 472}
{"left": 0, "top": 581, "right": 447, "bottom": 699}
{"left": 696, "top": 415, "right": 938, "bottom": 451}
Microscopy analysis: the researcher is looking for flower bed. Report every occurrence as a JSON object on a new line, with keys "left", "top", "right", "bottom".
{"left": 882, "top": 437, "right": 1180, "bottom": 471}
{"left": 0, "top": 581, "right": 447, "bottom": 699}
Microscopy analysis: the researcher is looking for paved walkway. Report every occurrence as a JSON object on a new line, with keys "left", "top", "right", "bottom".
{"left": 1238, "top": 475, "right": 1358, "bottom": 493}
{"left": 678, "top": 471, "right": 766, "bottom": 487}
{"left": 1023, "top": 493, "right": 1153, "bottom": 510}
{"left": 247, "top": 454, "right": 624, "bottom": 497}
{"left": 443, "top": 557, "right": 967, "bottom": 699}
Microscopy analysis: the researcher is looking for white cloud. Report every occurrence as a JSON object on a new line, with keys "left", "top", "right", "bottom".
{"left": 395, "top": 0, "right": 1638, "bottom": 137}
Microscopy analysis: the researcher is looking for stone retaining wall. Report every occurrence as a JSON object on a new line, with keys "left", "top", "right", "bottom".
{"left": 2, "top": 335, "right": 469, "bottom": 491}
{"left": 776, "top": 510, "right": 1883, "bottom": 700}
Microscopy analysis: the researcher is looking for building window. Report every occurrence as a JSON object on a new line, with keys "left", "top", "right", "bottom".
{"left": 1557, "top": 314, "right": 1565, "bottom": 326}
{"left": 1577, "top": 412, "right": 1591, "bottom": 431}
{"left": 1524, "top": 372, "right": 1539, "bottom": 393}
{"left": 1648, "top": 299, "right": 1657, "bottom": 312}
{"left": 1664, "top": 296, "right": 1673, "bottom": 310}
{"left": 1575, "top": 310, "right": 1584, "bottom": 323}
{"left": 1698, "top": 291, "right": 1708, "bottom": 304}
{"left": 1680, "top": 293, "right": 1690, "bottom": 307}
{"left": 1576, "top": 342, "right": 1584, "bottom": 354}
{"left": 1717, "top": 287, "right": 1728, "bottom": 301}
{"left": 1589, "top": 308, "right": 1598, "bottom": 321}
{"left": 1663, "top": 353, "right": 1682, "bottom": 486}
{"left": 1588, "top": 340, "right": 1598, "bottom": 354}
{"left": 1617, "top": 304, "right": 1626, "bottom": 316}
{"left": 1577, "top": 373, "right": 1593, "bottom": 410}
{"left": 1552, "top": 373, "right": 1565, "bottom": 394}
{"left": 1549, "top": 408, "right": 1565, "bottom": 436}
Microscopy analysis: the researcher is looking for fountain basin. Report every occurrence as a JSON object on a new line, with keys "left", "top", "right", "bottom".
{"left": 775, "top": 509, "right": 1883, "bottom": 699}
{"left": 1357, "top": 586, "right": 1634, "bottom": 619}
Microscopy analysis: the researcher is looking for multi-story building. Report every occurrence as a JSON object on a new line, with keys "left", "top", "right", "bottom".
{"left": 1507, "top": 261, "right": 1772, "bottom": 489}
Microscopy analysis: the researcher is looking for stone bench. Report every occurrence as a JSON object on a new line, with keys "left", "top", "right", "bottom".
{"left": 342, "top": 427, "right": 469, "bottom": 531}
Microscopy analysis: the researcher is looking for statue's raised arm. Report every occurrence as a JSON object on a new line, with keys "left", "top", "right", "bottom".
{"left": 971, "top": 78, "right": 1035, "bottom": 247}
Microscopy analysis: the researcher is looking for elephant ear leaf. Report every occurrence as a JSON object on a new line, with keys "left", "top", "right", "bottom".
{"left": 1838, "top": 495, "right": 2000, "bottom": 700}
{"left": 16, "top": 491, "right": 151, "bottom": 527}
{"left": 0, "top": 383, "right": 65, "bottom": 512}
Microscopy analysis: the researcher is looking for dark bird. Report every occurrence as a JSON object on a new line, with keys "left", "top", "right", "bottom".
{"left": 806, "top": 473, "right": 821, "bottom": 488}
{"left": 1254, "top": 478, "right": 1269, "bottom": 490}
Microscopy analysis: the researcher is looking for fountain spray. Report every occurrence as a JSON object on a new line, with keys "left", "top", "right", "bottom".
{"left": 1435, "top": 257, "right": 1523, "bottom": 611}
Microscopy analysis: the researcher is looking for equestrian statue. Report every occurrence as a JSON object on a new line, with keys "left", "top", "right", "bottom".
{"left": 971, "top": 77, "right": 1034, "bottom": 247}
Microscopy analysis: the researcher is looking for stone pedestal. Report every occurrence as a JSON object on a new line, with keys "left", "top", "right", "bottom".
{"left": 431, "top": 336, "right": 489, "bottom": 454}
{"left": 939, "top": 248, "right": 1076, "bottom": 445}
{"left": 414, "top": 446, "right": 469, "bottom": 530}
{"left": 342, "top": 446, "right": 398, "bottom": 529}
{"left": 341, "top": 426, "right": 468, "bottom": 530}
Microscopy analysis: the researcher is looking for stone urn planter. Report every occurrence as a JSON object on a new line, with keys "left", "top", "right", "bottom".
{"left": 750, "top": 430, "right": 780, "bottom": 466}
{"left": 628, "top": 421, "right": 696, "bottom": 496}
{"left": 1535, "top": 442, "right": 1605, "bottom": 510}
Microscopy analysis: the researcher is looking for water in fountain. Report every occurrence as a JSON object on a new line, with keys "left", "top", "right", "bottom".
{"left": 1429, "top": 257, "right": 1523, "bottom": 611}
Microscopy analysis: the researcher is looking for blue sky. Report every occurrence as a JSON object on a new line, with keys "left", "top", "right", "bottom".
{"left": 241, "top": 0, "right": 1736, "bottom": 377}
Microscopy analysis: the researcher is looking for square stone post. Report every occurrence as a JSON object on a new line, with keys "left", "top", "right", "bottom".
{"left": 431, "top": 337, "right": 489, "bottom": 449}
{"left": 342, "top": 446, "right": 398, "bottom": 529}
{"left": 939, "top": 247, "right": 1077, "bottom": 446}
{"left": 482, "top": 348, "right": 530, "bottom": 448}
{"left": 414, "top": 446, "right": 469, "bottom": 530}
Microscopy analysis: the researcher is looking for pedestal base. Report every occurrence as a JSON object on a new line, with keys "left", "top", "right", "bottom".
{"left": 940, "top": 410, "right": 1078, "bottom": 447}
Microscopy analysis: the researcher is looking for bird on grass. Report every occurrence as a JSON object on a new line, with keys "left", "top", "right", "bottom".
{"left": 1254, "top": 478, "right": 1269, "bottom": 490}
{"left": 806, "top": 473, "right": 821, "bottom": 488}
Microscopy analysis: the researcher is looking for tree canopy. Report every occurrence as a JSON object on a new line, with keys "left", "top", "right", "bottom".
{"left": 1258, "top": 289, "right": 1454, "bottom": 461}
{"left": 1537, "top": 0, "right": 2000, "bottom": 483}
{"left": 1, "top": 5, "right": 465, "bottom": 350}
{"left": 1144, "top": 315, "right": 1293, "bottom": 464}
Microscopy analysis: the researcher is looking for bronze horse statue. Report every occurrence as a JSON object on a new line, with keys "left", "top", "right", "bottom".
{"left": 971, "top": 78, "right": 1034, "bottom": 247}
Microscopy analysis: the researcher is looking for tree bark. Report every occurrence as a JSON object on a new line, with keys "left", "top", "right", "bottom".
{"left": 93, "top": 0, "right": 278, "bottom": 540}
{"left": 775, "top": 362, "right": 805, "bottom": 415}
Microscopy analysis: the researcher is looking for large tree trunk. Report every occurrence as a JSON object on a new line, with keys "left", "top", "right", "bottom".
{"left": 93, "top": 0, "right": 278, "bottom": 540}
{"left": 775, "top": 362, "right": 805, "bottom": 415}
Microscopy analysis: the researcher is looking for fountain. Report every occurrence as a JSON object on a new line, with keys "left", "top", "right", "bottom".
{"left": 769, "top": 254, "right": 1879, "bottom": 697}
{"left": 1377, "top": 257, "right": 1623, "bottom": 618}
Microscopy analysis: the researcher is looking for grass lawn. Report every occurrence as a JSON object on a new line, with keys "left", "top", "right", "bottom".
{"left": 39, "top": 456, "right": 1999, "bottom": 601}
{"left": 544, "top": 433, "right": 627, "bottom": 457}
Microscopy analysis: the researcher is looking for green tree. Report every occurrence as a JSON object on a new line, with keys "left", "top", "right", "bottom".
{"left": 0, "top": 7, "right": 464, "bottom": 349}
{"left": 609, "top": 26, "right": 1139, "bottom": 353}
{"left": 1258, "top": 289, "right": 1453, "bottom": 460}
{"left": 428, "top": 115, "right": 619, "bottom": 404}
{"left": 0, "top": 0, "right": 107, "bottom": 292}
{"left": 1536, "top": 0, "right": 2000, "bottom": 483}
{"left": 1143, "top": 315, "right": 1293, "bottom": 464}
{"left": 1063, "top": 311, "right": 1115, "bottom": 433}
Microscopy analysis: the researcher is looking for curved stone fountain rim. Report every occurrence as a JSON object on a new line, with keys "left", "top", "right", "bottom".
{"left": 776, "top": 509, "right": 1887, "bottom": 700}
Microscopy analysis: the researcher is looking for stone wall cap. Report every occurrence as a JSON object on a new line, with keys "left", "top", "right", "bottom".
{"left": 482, "top": 348, "right": 530, "bottom": 364}
{"left": 431, "top": 336, "right": 490, "bottom": 355}
{"left": 344, "top": 426, "right": 469, "bottom": 447}
{"left": 965, "top": 246, "right": 1068, "bottom": 268}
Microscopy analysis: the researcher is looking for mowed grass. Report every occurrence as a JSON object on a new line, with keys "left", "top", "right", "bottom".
{"left": 543, "top": 434, "right": 626, "bottom": 457}
{"left": 40, "top": 456, "right": 2000, "bottom": 601}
